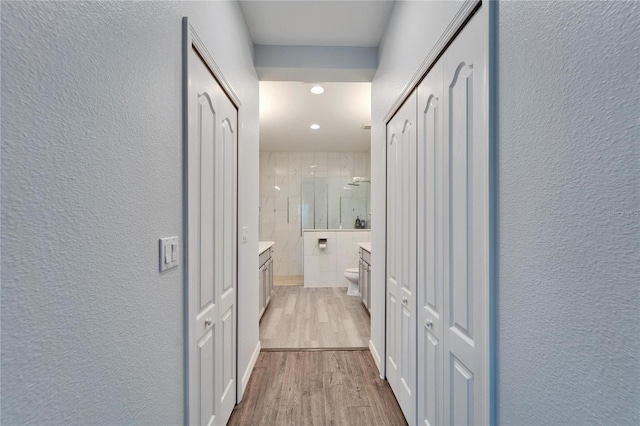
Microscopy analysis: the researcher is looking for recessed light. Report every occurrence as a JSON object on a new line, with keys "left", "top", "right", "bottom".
{"left": 310, "top": 85, "right": 324, "bottom": 95}
{"left": 310, "top": 165, "right": 317, "bottom": 168}
{"left": 274, "top": 186, "right": 280, "bottom": 191}
{"left": 310, "top": 124, "right": 320, "bottom": 130}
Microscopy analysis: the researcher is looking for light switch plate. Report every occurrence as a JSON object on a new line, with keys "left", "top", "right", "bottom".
{"left": 242, "top": 227, "right": 248, "bottom": 243}
{"left": 160, "top": 236, "right": 179, "bottom": 272}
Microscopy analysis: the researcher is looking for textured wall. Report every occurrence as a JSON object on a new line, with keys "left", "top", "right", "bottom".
{"left": 496, "top": 1, "right": 640, "bottom": 424}
{"left": 372, "top": 0, "right": 464, "bottom": 374}
{"left": 1, "top": 1, "right": 259, "bottom": 424}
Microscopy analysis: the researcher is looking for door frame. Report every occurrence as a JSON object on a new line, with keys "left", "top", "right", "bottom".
{"left": 182, "top": 17, "right": 242, "bottom": 426}
{"left": 381, "top": 0, "right": 496, "bottom": 424}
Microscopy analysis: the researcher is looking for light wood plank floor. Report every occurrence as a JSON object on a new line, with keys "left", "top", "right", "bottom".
{"left": 260, "top": 287, "right": 370, "bottom": 349}
{"left": 274, "top": 275, "right": 304, "bottom": 286}
{"left": 228, "top": 351, "right": 407, "bottom": 426}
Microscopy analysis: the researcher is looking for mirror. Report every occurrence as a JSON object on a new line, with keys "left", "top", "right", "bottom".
{"left": 302, "top": 176, "right": 370, "bottom": 230}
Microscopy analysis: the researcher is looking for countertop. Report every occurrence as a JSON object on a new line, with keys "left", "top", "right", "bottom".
{"left": 358, "top": 242, "right": 371, "bottom": 252}
{"left": 258, "top": 241, "right": 275, "bottom": 255}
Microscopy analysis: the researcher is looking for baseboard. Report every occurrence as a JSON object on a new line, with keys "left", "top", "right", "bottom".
{"left": 302, "top": 282, "right": 348, "bottom": 288}
{"left": 369, "top": 339, "right": 383, "bottom": 378}
{"left": 239, "top": 340, "right": 261, "bottom": 400}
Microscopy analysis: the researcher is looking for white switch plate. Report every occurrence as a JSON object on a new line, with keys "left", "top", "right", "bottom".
{"left": 159, "top": 236, "right": 179, "bottom": 272}
{"left": 242, "top": 227, "right": 248, "bottom": 243}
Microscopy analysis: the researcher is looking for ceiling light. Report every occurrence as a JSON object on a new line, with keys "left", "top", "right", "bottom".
{"left": 274, "top": 186, "right": 280, "bottom": 191}
{"left": 310, "top": 124, "right": 320, "bottom": 130}
{"left": 310, "top": 85, "right": 324, "bottom": 95}
{"left": 310, "top": 165, "right": 317, "bottom": 168}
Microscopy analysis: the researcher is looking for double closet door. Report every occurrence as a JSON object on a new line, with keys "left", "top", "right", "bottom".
{"left": 386, "top": 10, "right": 489, "bottom": 426}
{"left": 186, "top": 36, "right": 238, "bottom": 426}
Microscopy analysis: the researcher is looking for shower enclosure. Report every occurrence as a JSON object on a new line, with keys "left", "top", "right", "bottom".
{"left": 302, "top": 176, "right": 370, "bottom": 230}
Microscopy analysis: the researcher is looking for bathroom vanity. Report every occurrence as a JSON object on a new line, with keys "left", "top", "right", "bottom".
{"left": 258, "top": 241, "right": 275, "bottom": 319}
{"left": 358, "top": 242, "right": 371, "bottom": 312}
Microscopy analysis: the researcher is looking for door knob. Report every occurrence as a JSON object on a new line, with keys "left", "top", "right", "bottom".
{"left": 426, "top": 319, "right": 433, "bottom": 328}
{"left": 204, "top": 318, "right": 212, "bottom": 327}
{"left": 402, "top": 297, "right": 408, "bottom": 305}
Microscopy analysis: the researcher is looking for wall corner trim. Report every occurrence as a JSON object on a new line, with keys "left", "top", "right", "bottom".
{"left": 369, "top": 339, "right": 383, "bottom": 378}
{"left": 184, "top": 17, "right": 242, "bottom": 108}
{"left": 239, "top": 340, "right": 261, "bottom": 401}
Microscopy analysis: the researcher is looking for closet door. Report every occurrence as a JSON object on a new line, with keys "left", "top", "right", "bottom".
{"left": 186, "top": 40, "right": 238, "bottom": 426}
{"left": 216, "top": 85, "right": 238, "bottom": 426}
{"left": 417, "top": 58, "right": 445, "bottom": 426}
{"left": 386, "top": 92, "right": 417, "bottom": 423}
{"left": 442, "top": 11, "right": 489, "bottom": 426}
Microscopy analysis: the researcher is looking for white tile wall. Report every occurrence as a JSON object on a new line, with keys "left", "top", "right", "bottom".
{"left": 260, "top": 151, "right": 371, "bottom": 276}
{"left": 303, "top": 230, "right": 371, "bottom": 287}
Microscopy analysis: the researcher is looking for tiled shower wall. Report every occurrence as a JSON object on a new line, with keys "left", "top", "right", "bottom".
{"left": 260, "top": 151, "right": 371, "bottom": 276}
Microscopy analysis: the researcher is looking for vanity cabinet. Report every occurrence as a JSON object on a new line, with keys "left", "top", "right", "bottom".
{"left": 359, "top": 247, "right": 371, "bottom": 312}
{"left": 259, "top": 245, "right": 274, "bottom": 319}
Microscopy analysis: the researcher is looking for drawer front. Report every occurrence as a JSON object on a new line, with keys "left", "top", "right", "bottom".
{"left": 259, "top": 247, "right": 271, "bottom": 268}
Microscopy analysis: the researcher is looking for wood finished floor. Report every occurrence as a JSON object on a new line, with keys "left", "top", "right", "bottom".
{"left": 274, "top": 275, "right": 304, "bottom": 286}
{"left": 260, "top": 286, "right": 370, "bottom": 349}
{"left": 228, "top": 351, "right": 407, "bottom": 426}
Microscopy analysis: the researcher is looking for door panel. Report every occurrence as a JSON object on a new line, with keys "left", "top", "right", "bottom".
{"left": 198, "top": 94, "right": 216, "bottom": 312}
{"left": 414, "top": 9, "right": 488, "bottom": 426}
{"left": 449, "top": 61, "right": 474, "bottom": 342}
{"left": 386, "top": 92, "right": 417, "bottom": 423}
{"left": 423, "top": 329, "right": 440, "bottom": 426}
{"left": 417, "top": 57, "right": 444, "bottom": 426}
{"left": 451, "top": 355, "right": 474, "bottom": 426}
{"left": 216, "top": 85, "right": 237, "bottom": 424}
{"left": 259, "top": 264, "right": 264, "bottom": 317}
{"left": 387, "top": 129, "right": 399, "bottom": 383}
{"left": 187, "top": 40, "right": 237, "bottom": 426}
{"left": 198, "top": 329, "right": 215, "bottom": 426}
{"left": 442, "top": 12, "right": 488, "bottom": 426}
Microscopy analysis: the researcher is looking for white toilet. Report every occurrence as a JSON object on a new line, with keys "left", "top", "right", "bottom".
{"left": 344, "top": 268, "right": 360, "bottom": 296}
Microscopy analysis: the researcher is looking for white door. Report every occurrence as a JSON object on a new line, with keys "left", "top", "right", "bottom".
{"left": 186, "top": 39, "right": 238, "bottom": 426}
{"left": 386, "top": 92, "right": 417, "bottom": 423}
{"left": 417, "top": 57, "right": 445, "bottom": 426}
{"left": 441, "top": 12, "right": 489, "bottom": 426}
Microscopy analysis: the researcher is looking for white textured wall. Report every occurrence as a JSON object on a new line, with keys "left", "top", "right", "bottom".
{"left": 495, "top": 1, "right": 639, "bottom": 424}
{"left": 1, "top": 1, "right": 259, "bottom": 424}
{"left": 371, "top": 0, "right": 464, "bottom": 375}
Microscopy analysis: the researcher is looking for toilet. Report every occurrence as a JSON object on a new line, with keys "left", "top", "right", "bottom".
{"left": 344, "top": 268, "right": 360, "bottom": 296}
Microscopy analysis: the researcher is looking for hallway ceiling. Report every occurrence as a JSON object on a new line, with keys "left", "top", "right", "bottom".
{"left": 239, "top": 1, "right": 394, "bottom": 47}
{"left": 260, "top": 81, "right": 371, "bottom": 152}
{"left": 241, "top": 1, "right": 388, "bottom": 153}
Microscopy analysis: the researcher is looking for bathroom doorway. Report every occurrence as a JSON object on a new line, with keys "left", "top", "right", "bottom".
{"left": 258, "top": 81, "right": 372, "bottom": 350}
